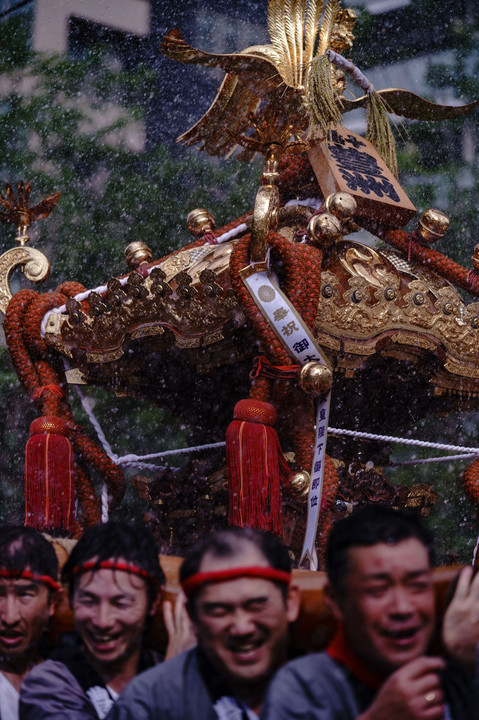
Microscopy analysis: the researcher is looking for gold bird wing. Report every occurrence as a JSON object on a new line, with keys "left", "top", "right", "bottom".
{"left": 178, "top": 71, "right": 262, "bottom": 158}
{"left": 341, "top": 88, "right": 479, "bottom": 120}
{"left": 162, "top": 30, "right": 285, "bottom": 97}
{"left": 162, "top": 31, "right": 296, "bottom": 158}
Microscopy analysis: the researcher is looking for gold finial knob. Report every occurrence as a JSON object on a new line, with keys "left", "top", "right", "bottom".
{"left": 417, "top": 208, "right": 450, "bottom": 244}
{"left": 187, "top": 208, "right": 216, "bottom": 237}
{"left": 124, "top": 241, "right": 153, "bottom": 270}
{"left": 307, "top": 213, "right": 342, "bottom": 247}
{"left": 299, "top": 362, "right": 333, "bottom": 396}
{"left": 473, "top": 244, "right": 479, "bottom": 271}
{"left": 325, "top": 192, "right": 357, "bottom": 222}
{"left": 287, "top": 470, "right": 310, "bottom": 499}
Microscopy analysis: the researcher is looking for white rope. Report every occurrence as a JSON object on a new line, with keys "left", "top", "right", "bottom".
{"left": 214, "top": 222, "right": 248, "bottom": 244}
{"left": 116, "top": 441, "right": 226, "bottom": 466}
{"left": 328, "top": 427, "right": 479, "bottom": 455}
{"left": 101, "top": 482, "right": 109, "bottom": 523}
{"left": 389, "top": 453, "right": 478, "bottom": 467}
{"left": 326, "top": 50, "right": 374, "bottom": 93}
{"left": 73, "top": 383, "right": 118, "bottom": 463}
{"left": 285, "top": 198, "right": 322, "bottom": 210}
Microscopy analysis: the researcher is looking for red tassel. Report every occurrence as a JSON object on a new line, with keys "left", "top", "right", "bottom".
{"left": 25, "top": 416, "right": 75, "bottom": 532}
{"left": 226, "top": 399, "right": 290, "bottom": 535}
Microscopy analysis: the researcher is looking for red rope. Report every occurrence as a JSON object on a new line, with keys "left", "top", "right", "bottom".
{"left": 4, "top": 285, "right": 123, "bottom": 531}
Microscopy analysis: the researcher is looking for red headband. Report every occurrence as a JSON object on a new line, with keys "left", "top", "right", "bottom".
{"left": 72, "top": 560, "right": 157, "bottom": 585}
{"left": 0, "top": 569, "right": 61, "bottom": 592}
{"left": 181, "top": 566, "right": 292, "bottom": 598}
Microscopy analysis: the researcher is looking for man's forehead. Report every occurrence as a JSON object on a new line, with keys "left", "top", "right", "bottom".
{"left": 198, "top": 543, "right": 269, "bottom": 573}
{"left": 347, "top": 538, "right": 432, "bottom": 577}
{"left": 197, "top": 574, "right": 279, "bottom": 605}
{"left": 75, "top": 562, "right": 147, "bottom": 594}
{"left": 0, "top": 576, "right": 43, "bottom": 590}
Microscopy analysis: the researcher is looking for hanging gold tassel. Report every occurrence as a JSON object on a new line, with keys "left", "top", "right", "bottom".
{"left": 366, "top": 90, "right": 398, "bottom": 177}
{"left": 305, "top": 53, "right": 342, "bottom": 140}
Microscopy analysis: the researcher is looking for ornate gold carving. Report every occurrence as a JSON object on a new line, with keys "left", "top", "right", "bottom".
{"left": 175, "top": 336, "right": 201, "bottom": 349}
{"left": 44, "top": 239, "right": 245, "bottom": 367}
{"left": 203, "top": 330, "right": 225, "bottom": 346}
{"left": 391, "top": 334, "right": 437, "bottom": 351}
{"left": 130, "top": 326, "right": 165, "bottom": 341}
{"left": 85, "top": 348, "right": 125, "bottom": 363}
{"left": 315, "top": 239, "right": 479, "bottom": 386}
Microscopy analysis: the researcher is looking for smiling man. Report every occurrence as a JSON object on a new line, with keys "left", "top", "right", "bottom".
{"left": 0, "top": 526, "right": 60, "bottom": 720}
{"left": 262, "top": 505, "right": 477, "bottom": 720}
{"left": 20, "top": 521, "right": 193, "bottom": 720}
{"left": 107, "top": 526, "right": 301, "bottom": 720}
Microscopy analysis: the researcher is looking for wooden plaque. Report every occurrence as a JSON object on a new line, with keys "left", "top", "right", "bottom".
{"left": 307, "top": 126, "right": 416, "bottom": 226}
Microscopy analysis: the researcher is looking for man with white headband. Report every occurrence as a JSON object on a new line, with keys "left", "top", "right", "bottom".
{"left": 20, "top": 521, "right": 194, "bottom": 720}
{"left": 107, "top": 526, "right": 301, "bottom": 720}
{"left": 0, "top": 526, "right": 61, "bottom": 720}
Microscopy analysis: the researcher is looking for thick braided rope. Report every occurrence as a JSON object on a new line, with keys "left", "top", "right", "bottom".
{"left": 276, "top": 154, "right": 318, "bottom": 204}
{"left": 384, "top": 228, "right": 479, "bottom": 297}
{"left": 4, "top": 286, "right": 124, "bottom": 528}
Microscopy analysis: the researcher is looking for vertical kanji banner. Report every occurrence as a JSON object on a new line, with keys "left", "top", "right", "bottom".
{"left": 241, "top": 269, "right": 332, "bottom": 569}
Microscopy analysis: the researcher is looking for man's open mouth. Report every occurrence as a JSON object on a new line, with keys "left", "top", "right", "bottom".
{"left": 382, "top": 626, "right": 421, "bottom": 643}
{"left": 0, "top": 631, "right": 24, "bottom": 647}
{"left": 227, "top": 637, "right": 265, "bottom": 660}
{"left": 88, "top": 632, "right": 122, "bottom": 651}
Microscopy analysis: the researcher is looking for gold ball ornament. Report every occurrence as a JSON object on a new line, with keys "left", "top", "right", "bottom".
{"left": 307, "top": 213, "right": 342, "bottom": 247}
{"left": 187, "top": 208, "right": 216, "bottom": 237}
{"left": 325, "top": 192, "right": 357, "bottom": 222}
{"left": 299, "top": 362, "right": 333, "bottom": 396}
{"left": 288, "top": 470, "right": 310, "bottom": 499}
{"left": 416, "top": 208, "right": 450, "bottom": 244}
{"left": 124, "top": 241, "right": 153, "bottom": 269}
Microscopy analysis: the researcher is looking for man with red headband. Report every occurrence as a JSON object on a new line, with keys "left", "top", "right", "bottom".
{"left": 20, "top": 521, "right": 194, "bottom": 720}
{"left": 262, "top": 506, "right": 478, "bottom": 720}
{"left": 107, "top": 526, "right": 301, "bottom": 720}
{"left": 0, "top": 526, "right": 61, "bottom": 720}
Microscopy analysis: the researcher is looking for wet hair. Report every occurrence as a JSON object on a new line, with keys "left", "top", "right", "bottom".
{"left": 62, "top": 521, "right": 165, "bottom": 607}
{"left": 327, "top": 505, "right": 434, "bottom": 592}
{"left": 180, "top": 526, "right": 292, "bottom": 612}
{"left": 0, "top": 526, "right": 59, "bottom": 591}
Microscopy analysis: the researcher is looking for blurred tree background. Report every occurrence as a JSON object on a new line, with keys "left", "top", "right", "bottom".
{"left": 0, "top": 0, "right": 478, "bottom": 562}
{"left": 0, "top": 6, "right": 261, "bottom": 524}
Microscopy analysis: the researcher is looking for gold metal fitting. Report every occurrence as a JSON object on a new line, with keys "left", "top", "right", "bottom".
{"left": 307, "top": 213, "right": 343, "bottom": 246}
{"left": 187, "top": 208, "right": 216, "bottom": 237}
{"left": 288, "top": 470, "right": 310, "bottom": 499}
{"left": 299, "top": 362, "right": 333, "bottom": 396}
{"left": 417, "top": 208, "right": 450, "bottom": 244}
{"left": 325, "top": 192, "right": 357, "bottom": 222}
{"left": 124, "top": 241, "right": 153, "bottom": 269}
{"left": 473, "top": 244, "right": 479, "bottom": 271}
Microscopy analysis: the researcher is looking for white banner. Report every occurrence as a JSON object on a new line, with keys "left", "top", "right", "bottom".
{"left": 241, "top": 269, "right": 331, "bottom": 570}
